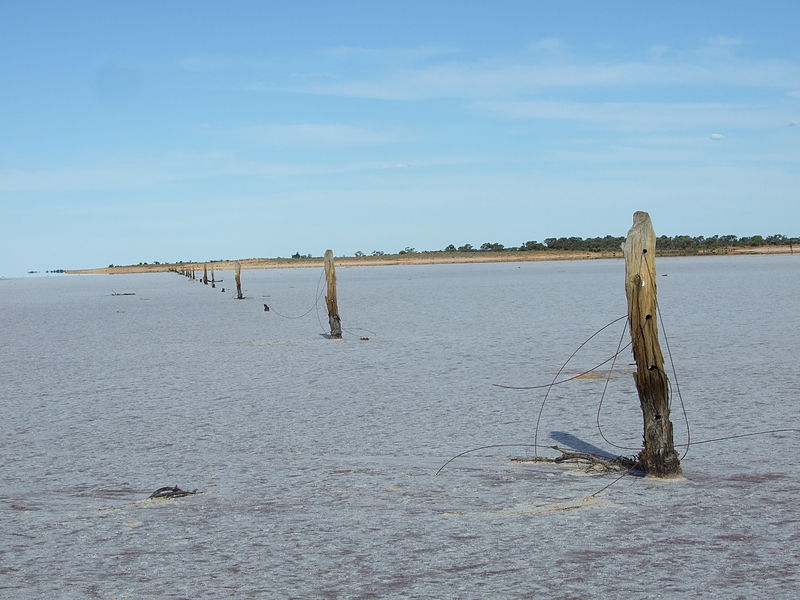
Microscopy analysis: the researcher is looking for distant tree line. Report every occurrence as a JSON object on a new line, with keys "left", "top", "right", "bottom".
{"left": 107, "top": 233, "right": 797, "bottom": 270}
{"left": 428, "top": 233, "right": 798, "bottom": 254}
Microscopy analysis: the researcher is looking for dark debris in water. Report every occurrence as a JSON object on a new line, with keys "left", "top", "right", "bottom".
{"left": 148, "top": 485, "right": 199, "bottom": 500}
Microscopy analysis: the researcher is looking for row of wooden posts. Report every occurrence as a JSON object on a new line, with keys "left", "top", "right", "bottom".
{"left": 170, "top": 214, "right": 680, "bottom": 477}
{"left": 171, "top": 250, "right": 343, "bottom": 339}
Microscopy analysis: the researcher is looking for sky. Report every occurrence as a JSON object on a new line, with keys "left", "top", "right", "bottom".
{"left": 1, "top": 0, "right": 799, "bottom": 276}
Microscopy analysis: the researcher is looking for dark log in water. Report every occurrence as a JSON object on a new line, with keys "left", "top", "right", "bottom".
{"left": 148, "top": 485, "right": 199, "bottom": 499}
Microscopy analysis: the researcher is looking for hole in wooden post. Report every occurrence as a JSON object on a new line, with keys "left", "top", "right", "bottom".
{"left": 642, "top": 249, "right": 648, "bottom": 254}
{"left": 645, "top": 314, "right": 652, "bottom": 320}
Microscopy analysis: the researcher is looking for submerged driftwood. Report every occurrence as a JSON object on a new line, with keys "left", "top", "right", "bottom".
{"left": 511, "top": 446, "right": 639, "bottom": 473}
{"left": 148, "top": 486, "right": 199, "bottom": 499}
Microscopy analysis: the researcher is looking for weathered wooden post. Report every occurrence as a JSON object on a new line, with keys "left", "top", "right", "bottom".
{"left": 234, "top": 261, "right": 243, "bottom": 299}
{"left": 211, "top": 266, "right": 216, "bottom": 288}
{"left": 323, "top": 249, "right": 342, "bottom": 339}
{"left": 203, "top": 263, "right": 208, "bottom": 285}
{"left": 622, "top": 211, "right": 682, "bottom": 477}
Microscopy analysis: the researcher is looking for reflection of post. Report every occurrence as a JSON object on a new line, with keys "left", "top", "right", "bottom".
{"left": 323, "top": 249, "right": 342, "bottom": 339}
{"left": 622, "top": 211, "right": 682, "bottom": 478}
{"left": 234, "top": 261, "right": 243, "bottom": 299}
{"left": 203, "top": 263, "right": 208, "bottom": 285}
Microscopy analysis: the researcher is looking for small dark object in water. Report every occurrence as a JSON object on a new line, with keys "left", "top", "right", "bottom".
{"left": 360, "top": 337, "right": 369, "bottom": 341}
{"left": 221, "top": 288, "right": 225, "bottom": 293}
{"left": 264, "top": 303, "right": 270, "bottom": 311}
{"left": 148, "top": 485, "right": 198, "bottom": 499}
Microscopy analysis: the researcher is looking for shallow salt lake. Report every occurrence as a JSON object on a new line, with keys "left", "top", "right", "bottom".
{"left": 1, "top": 255, "right": 798, "bottom": 598}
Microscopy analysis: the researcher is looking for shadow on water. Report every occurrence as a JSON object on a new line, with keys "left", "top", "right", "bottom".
{"left": 550, "top": 431, "right": 620, "bottom": 459}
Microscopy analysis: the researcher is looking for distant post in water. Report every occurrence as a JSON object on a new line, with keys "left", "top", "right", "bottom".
{"left": 211, "top": 266, "right": 216, "bottom": 288}
{"left": 323, "top": 249, "right": 342, "bottom": 339}
{"left": 203, "top": 263, "right": 208, "bottom": 285}
{"left": 234, "top": 261, "right": 243, "bottom": 300}
{"left": 622, "top": 211, "right": 682, "bottom": 478}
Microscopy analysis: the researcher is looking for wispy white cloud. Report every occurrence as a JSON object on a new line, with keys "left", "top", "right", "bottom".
{"left": 322, "top": 45, "right": 455, "bottom": 62}
{"left": 694, "top": 35, "right": 745, "bottom": 59}
{"left": 472, "top": 100, "right": 779, "bottom": 130}
{"left": 710, "top": 133, "right": 726, "bottom": 140}
{"left": 0, "top": 166, "right": 177, "bottom": 193}
{"left": 228, "top": 123, "right": 408, "bottom": 147}
{"left": 527, "top": 37, "right": 566, "bottom": 55}
{"left": 176, "top": 53, "right": 284, "bottom": 72}
{"left": 649, "top": 44, "right": 671, "bottom": 59}
{"left": 178, "top": 54, "right": 238, "bottom": 71}
{"left": 0, "top": 150, "right": 439, "bottom": 193}
{"left": 266, "top": 47, "right": 800, "bottom": 101}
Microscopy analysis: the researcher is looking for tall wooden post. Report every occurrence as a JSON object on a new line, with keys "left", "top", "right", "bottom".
{"left": 622, "top": 211, "right": 682, "bottom": 477}
{"left": 203, "top": 263, "right": 208, "bottom": 285}
{"left": 211, "top": 266, "right": 216, "bottom": 288}
{"left": 234, "top": 261, "right": 243, "bottom": 299}
{"left": 323, "top": 249, "right": 342, "bottom": 339}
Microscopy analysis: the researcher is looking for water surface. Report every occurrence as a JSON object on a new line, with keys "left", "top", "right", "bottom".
{"left": 1, "top": 255, "right": 798, "bottom": 598}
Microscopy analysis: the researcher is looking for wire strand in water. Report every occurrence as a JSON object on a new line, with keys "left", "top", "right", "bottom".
{"left": 434, "top": 444, "right": 540, "bottom": 476}
{"left": 657, "top": 303, "right": 691, "bottom": 458}
{"left": 532, "top": 315, "right": 628, "bottom": 454}
{"left": 492, "top": 341, "right": 632, "bottom": 391}
{"left": 269, "top": 270, "right": 325, "bottom": 320}
{"left": 594, "top": 317, "right": 640, "bottom": 451}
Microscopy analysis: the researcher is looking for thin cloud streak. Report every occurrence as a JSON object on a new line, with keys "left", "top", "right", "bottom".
{"left": 228, "top": 123, "right": 409, "bottom": 147}
{"left": 269, "top": 57, "right": 800, "bottom": 101}
{"left": 0, "top": 154, "right": 459, "bottom": 194}
{"left": 473, "top": 100, "right": 784, "bottom": 130}
{"left": 322, "top": 45, "right": 456, "bottom": 62}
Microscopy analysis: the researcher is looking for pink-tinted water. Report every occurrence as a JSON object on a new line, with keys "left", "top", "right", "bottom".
{"left": 1, "top": 256, "right": 798, "bottom": 598}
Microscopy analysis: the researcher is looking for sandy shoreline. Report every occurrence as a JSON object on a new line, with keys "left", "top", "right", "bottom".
{"left": 66, "top": 245, "right": 796, "bottom": 275}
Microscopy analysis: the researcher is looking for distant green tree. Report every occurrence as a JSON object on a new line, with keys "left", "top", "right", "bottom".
{"left": 480, "top": 242, "right": 505, "bottom": 251}
{"left": 740, "top": 235, "right": 765, "bottom": 246}
{"left": 765, "top": 234, "right": 786, "bottom": 245}
{"left": 520, "top": 240, "right": 545, "bottom": 250}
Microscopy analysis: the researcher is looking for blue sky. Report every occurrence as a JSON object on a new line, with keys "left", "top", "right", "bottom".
{"left": 1, "top": 1, "right": 798, "bottom": 276}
